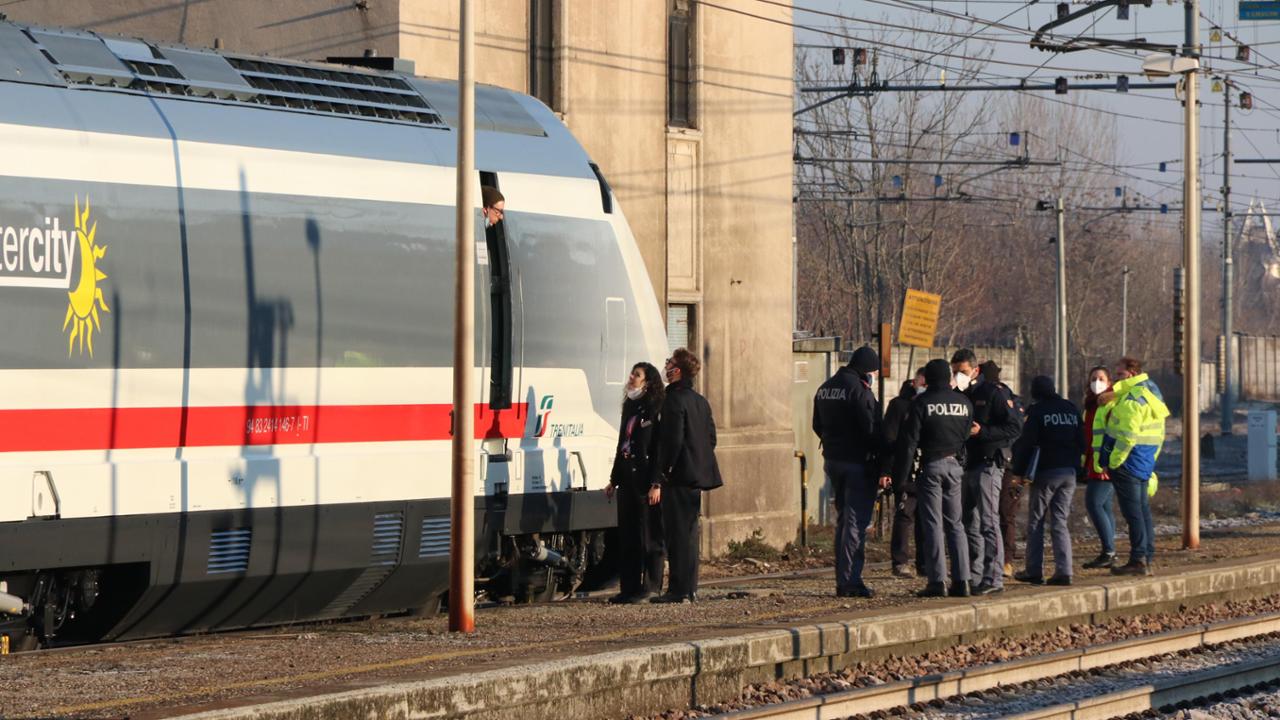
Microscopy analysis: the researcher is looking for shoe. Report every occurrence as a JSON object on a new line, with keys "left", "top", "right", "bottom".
{"left": 1144, "top": 562, "right": 1154, "bottom": 576}
{"left": 608, "top": 593, "right": 635, "bottom": 604}
{"left": 1014, "top": 570, "right": 1044, "bottom": 585}
{"left": 1003, "top": 563, "right": 1014, "bottom": 578}
{"left": 1110, "top": 560, "right": 1148, "bottom": 576}
{"left": 837, "top": 584, "right": 874, "bottom": 598}
{"left": 974, "top": 582, "right": 1004, "bottom": 595}
{"left": 1047, "top": 575, "right": 1072, "bottom": 586}
{"left": 1083, "top": 552, "right": 1117, "bottom": 569}
{"left": 650, "top": 592, "right": 691, "bottom": 604}
{"left": 948, "top": 583, "right": 971, "bottom": 598}
{"left": 892, "top": 564, "right": 916, "bottom": 579}
{"left": 916, "top": 583, "right": 947, "bottom": 598}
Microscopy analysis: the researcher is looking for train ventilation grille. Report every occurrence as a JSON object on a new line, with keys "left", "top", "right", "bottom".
{"left": 207, "top": 528, "right": 252, "bottom": 574}
{"left": 318, "top": 511, "right": 404, "bottom": 618}
{"left": 371, "top": 512, "right": 405, "bottom": 566}
{"left": 419, "top": 517, "right": 451, "bottom": 558}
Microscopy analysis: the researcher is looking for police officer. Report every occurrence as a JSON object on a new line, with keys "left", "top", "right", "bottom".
{"left": 1011, "top": 375, "right": 1085, "bottom": 585}
{"left": 813, "top": 346, "right": 887, "bottom": 598}
{"left": 952, "top": 350, "right": 1022, "bottom": 595}
{"left": 895, "top": 359, "right": 974, "bottom": 598}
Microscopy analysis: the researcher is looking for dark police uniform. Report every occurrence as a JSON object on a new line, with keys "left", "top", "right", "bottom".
{"left": 894, "top": 378, "right": 974, "bottom": 593}
{"left": 1011, "top": 378, "right": 1084, "bottom": 581}
{"left": 962, "top": 377, "right": 1022, "bottom": 591}
{"left": 812, "top": 360, "right": 881, "bottom": 595}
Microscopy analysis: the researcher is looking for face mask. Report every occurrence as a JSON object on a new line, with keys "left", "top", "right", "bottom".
{"left": 1090, "top": 379, "right": 1108, "bottom": 395}
{"left": 954, "top": 372, "right": 972, "bottom": 391}
{"left": 626, "top": 386, "right": 645, "bottom": 401}
{"left": 915, "top": 385, "right": 926, "bottom": 395}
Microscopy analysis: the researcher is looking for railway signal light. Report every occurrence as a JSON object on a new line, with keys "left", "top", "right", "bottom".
{"left": 1117, "top": 75, "right": 1130, "bottom": 92}
{"left": 1117, "top": 0, "right": 1130, "bottom": 20}
{"left": 853, "top": 48, "right": 868, "bottom": 66}
{"left": 1160, "top": 161, "right": 1167, "bottom": 172}
{"left": 1240, "top": 92, "right": 1253, "bottom": 110}
{"left": 833, "top": 48, "right": 845, "bottom": 65}
{"left": 1057, "top": 2, "right": 1070, "bottom": 19}
{"left": 1237, "top": 45, "right": 1250, "bottom": 62}
{"left": 1009, "top": 131, "right": 1021, "bottom": 146}
{"left": 1054, "top": 77, "right": 1068, "bottom": 95}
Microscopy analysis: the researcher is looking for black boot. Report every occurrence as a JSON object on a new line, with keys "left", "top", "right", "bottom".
{"left": 916, "top": 582, "right": 947, "bottom": 597}
{"left": 1083, "top": 552, "right": 1116, "bottom": 569}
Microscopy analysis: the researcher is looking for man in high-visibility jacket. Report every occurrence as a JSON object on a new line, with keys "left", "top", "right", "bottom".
{"left": 1093, "top": 357, "right": 1169, "bottom": 576}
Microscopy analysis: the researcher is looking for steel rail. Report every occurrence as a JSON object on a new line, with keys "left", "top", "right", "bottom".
{"left": 708, "top": 611, "right": 1280, "bottom": 719}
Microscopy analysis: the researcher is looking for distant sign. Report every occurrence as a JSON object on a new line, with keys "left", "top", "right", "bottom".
{"left": 1240, "top": 1, "right": 1280, "bottom": 19}
{"left": 898, "top": 289, "right": 942, "bottom": 348}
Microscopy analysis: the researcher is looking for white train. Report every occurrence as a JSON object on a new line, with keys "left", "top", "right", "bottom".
{"left": 0, "top": 21, "right": 667, "bottom": 648}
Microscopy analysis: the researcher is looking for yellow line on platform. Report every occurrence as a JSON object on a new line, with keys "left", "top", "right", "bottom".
{"left": 52, "top": 601, "right": 843, "bottom": 715}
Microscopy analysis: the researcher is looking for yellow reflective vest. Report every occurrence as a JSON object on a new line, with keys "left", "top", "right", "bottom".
{"left": 1092, "top": 373, "right": 1169, "bottom": 495}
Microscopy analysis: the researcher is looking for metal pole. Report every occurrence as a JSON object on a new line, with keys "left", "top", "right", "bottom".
{"left": 1181, "top": 0, "right": 1201, "bottom": 551}
{"left": 1122, "top": 267, "right": 1131, "bottom": 356}
{"left": 449, "top": 0, "right": 476, "bottom": 633}
{"left": 1220, "top": 79, "right": 1234, "bottom": 436}
{"left": 1056, "top": 197, "right": 1068, "bottom": 393}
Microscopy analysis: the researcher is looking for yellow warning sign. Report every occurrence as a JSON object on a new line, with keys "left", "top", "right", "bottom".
{"left": 899, "top": 289, "right": 941, "bottom": 348}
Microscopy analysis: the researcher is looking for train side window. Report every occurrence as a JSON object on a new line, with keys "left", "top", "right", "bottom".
{"left": 604, "top": 298, "right": 626, "bottom": 384}
{"left": 482, "top": 171, "right": 513, "bottom": 410}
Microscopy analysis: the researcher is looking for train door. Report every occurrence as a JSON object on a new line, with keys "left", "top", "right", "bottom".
{"left": 479, "top": 172, "right": 520, "bottom": 495}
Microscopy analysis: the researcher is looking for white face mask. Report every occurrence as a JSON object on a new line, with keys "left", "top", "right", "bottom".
{"left": 626, "top": 386, "right": 645, "bottom": 401}
{"left": 914, "top": 385, "right": 926, "bottom": 395}
{"left": 1090, "top": 379, "right": 1108, "bottom": 395}
{"left": 954, "top": 371, "right": 972, "bottom": 391}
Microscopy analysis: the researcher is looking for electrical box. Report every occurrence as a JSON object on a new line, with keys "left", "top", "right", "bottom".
{"left": 1248, "top": 410, "right": 1277, "bottom": 482}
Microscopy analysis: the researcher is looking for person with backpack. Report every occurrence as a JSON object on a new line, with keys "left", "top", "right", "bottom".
{"left": 1011, "top": 376, "right": 1085, "bottom": 585}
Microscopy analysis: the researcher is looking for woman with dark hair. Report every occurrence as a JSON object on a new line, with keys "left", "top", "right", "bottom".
{"left": 605, "top": 362, "right": 667, "bottom": 603}
{"left": 1081, "top": 365, "right": 1118, "bottom": 569}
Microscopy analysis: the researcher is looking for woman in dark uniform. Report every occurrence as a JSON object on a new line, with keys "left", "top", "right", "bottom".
{"left": 606, "top": 362, "right": 667, "bottom": 604}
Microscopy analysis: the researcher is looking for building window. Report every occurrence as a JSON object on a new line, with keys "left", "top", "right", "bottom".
{"left": 667, "top": 303, "right": 695, "bottom": 354}
{"left": 667, "top": 0, "right": 694, "bottom": 128}
{"left": 529, "top": 0, "right": 557, "bottom": 110}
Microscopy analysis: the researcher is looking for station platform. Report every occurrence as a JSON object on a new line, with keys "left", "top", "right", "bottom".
{"left": 7, "top": 522, "right": 1280, "bottom": 720}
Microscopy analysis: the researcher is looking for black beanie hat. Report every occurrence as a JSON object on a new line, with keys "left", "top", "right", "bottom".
{"left": 979, "top": 360, "right": 1001, "bottom": 382}
{"left": 849, "top": 346, "right": 880, "bottom": 374}
{"left": 924, "top": 358, "right": 952, "bottom": 388}
{"left": 1031, "top": 375, "right": 1056, "bottom": 401}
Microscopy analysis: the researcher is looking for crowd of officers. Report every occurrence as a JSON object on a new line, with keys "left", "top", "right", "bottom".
{"left": 813, "top": 349, "right": 1170, "bottom": 598}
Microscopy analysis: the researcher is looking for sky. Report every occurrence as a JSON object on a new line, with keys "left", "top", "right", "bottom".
{"left": 789, "top": 0, "right": 1280, "bottom": 240}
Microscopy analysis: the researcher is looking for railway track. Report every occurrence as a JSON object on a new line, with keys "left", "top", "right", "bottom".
{"left": 709, "top": 612, "right": 1280, "bottom": 720}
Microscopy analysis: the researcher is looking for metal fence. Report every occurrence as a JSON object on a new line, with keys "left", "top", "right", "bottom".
{"left": 1239, "top": 335, "right": 1280, "bottom": 403}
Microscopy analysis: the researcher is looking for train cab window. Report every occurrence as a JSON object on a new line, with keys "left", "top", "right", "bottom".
{"left": 482, "top": 172, "right": 513, "bottom": 410}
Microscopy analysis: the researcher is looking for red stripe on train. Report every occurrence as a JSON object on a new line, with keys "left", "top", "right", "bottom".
{"left": 0, "top": 403, "right": 529, "bottom": 452}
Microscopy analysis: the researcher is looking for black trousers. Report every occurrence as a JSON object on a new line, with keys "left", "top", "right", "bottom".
{"left": 617, "top": 482, "right": 666, "bottom": 597}
{"left": 890, "top": 489, "right": 925, "bottom": 572}
{"left": 661, "top": 485, "right": 702, "bottom": 597}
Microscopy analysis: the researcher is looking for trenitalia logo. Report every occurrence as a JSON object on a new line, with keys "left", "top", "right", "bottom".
{"left": 0, "top": 196, "right": 111, "bottom": 357}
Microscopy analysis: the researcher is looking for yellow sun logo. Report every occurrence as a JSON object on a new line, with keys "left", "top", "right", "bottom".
{"left": 62, "top": 196, "right": 110, "bottom": 357}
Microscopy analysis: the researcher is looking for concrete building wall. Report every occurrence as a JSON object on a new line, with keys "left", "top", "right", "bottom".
{"left": 5, "top": 0, "right": 798, "bottom": 552}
